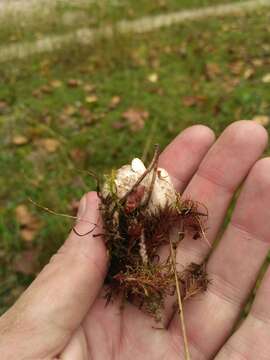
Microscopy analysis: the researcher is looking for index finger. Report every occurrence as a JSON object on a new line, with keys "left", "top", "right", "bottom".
{"left": 159, "top": 125, "right": 215, "bottom": 192}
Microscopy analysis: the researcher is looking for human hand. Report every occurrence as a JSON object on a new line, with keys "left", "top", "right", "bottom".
{"left": 1, "top": 121, "right": 270, "bottom": 359}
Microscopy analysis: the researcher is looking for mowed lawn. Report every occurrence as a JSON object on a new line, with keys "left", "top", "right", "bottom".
{"left": 0, "top": 4, "right": 270, "bottom": 313}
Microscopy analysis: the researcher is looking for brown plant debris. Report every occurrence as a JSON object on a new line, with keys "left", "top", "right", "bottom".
{"left": 97, "top": 147, "right": 209, "bottom": 321}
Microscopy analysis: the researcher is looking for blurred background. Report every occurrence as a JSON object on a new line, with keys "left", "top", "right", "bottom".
{"left": 0, "top": 0, "right": 270, "bottom": 314}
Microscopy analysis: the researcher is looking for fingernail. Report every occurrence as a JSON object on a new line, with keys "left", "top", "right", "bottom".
{"left": 77, "top": 195, "right": 87, "bottom": 219}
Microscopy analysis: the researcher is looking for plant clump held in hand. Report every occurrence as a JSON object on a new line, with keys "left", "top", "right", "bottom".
{"left": 99, "top": 146, "right": 209, "bottom": 321}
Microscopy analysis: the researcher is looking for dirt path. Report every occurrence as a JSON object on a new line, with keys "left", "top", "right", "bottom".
{"left": 0, "top": 0, "right": 92, "bottom": 16}
{"left": 0, "top": 0, "right": 269, "bottom": 62}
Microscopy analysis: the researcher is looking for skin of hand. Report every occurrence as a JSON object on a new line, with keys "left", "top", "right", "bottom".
{"left": 1, "top": 120, "right": 270, "bottom": 360}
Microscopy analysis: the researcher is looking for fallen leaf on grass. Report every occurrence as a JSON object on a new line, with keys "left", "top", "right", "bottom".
{"left": 20, "top": 229, "right": 38, "bottom": 242}
{"left": 252, "top": 58, "right": 264, "bottom": 67}
{"left": 67, "top": 79, "right": 82, "bottom": 88}
{"left": 32, "top": 89, "right": 42, "bottom": 98}
{"left": 222, "top": 76, "right": 240, "bottom": 93}
{"left": 229, "top": 61, "right": 244, "bottom": 75}
{"left": 12, "top": 135, "right": 29, "bottom": 146}
{"left": 109, "top": 96, "right": 121, "bottom": 109}
{"left": 32, "top": 85, "right": 53, "bottom": 98}
{"left": 36, "top": 138, "right": 60, "bottom": 153}
{"left": 149, "top": 87, "right": 164, "bottom": 96}
{"left": 50, "top": 79, "right": 63, "bottom": 88}
{"left": 252, "top": 115, "right": 270, "bottom": 127}
{"left": 182, "top": 95, "right": 207, "bottom": 107}
{"left": 85, "top": 95, "right": 98, "bottom": 104}
{"left": 12, "top": 250, "right": 39, "bottom": 275}
{"left": 0, "top": 100, "right": 8, "bottom": 113}
{"left": 63, "top": 105, "right": 77, "bottom": 116}
{"left": 147, "top": 73, "right": 159, "bottom": 83}
{"left": 83, "top": 84, "right": 96, "bottom": 93}
{"left": 205, "top": 62, "right": 221, "bottom": 80}
{"left": 262, "top": 74, "right": 270, "bottom": 83}
{"left": 122, "top": 108, "right": 149, "bottom": 132}
{"left": 40, "top": 85, "right": 54, "bottom": 94}
{"left": 15, "top": 205, "right": 43, "bottom": 242}
{"left": 79, "top": 107, "right": 94, "bottom": 124}
{"left": 112, "top": 121, "right": 125, "bottom": 130}
{"left": 69, "top": 148, "right": 87, "bottom": 163}
{"left": 243, "top": 68, "right": 254, "bottom": 79}
{"left": 16, "top": 205, "right": 34, "bottom": 226}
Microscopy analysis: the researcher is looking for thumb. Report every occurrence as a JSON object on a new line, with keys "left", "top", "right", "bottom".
{"left": 0, "top": 192, "right": 107, "bottom": 359}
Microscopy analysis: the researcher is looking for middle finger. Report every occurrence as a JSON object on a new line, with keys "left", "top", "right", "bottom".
{"left": 161, "top": 120, "right": 268, "bottom": 325}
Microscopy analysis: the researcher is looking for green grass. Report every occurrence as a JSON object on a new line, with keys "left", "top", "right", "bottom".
{"left": 1, "top": 5, "right": 270, "bottom": 313}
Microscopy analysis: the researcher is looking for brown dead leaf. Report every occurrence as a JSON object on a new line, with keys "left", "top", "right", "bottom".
{"left": 252, "top": 115, "right": 270, "bottom": 127}
{"left": 32, "top": 85, "right": 53, "bottom": 98}
{"left": 12, "top": 135, "right": 29, "bottom": 146}
{"left": 15, "top": 205, "right": 43, "bottom": 242}
{"left": 222, "top": 76, "right": 240, "bottom": 93}
{"left": 148, "top": 87, "right": 164, "bottom": 96}
{"left": 63, "top": 105, "right": 77, "bottom": 116}
{"left": 70, "top": 148, "right": 87, "bottom": 163}
{"left": 40, "top": 85, "right": 54, "bottom": 94}
{"left": 112, "top": 120, "right": 125, "bottom": 130}
{"left": 12, "top": 250, "right": 39, "bottom": 275}
{"left": 32, "top": 88, "right": 43, "bottom": 98}
{"left": 122, "top": 108, "right": 149, "bottom": 132}
{"left": 182, "top": 95, "right": 207, "bottom": 107}
{"left": 36, "top": 138, "right": 60, "bottom": 153}
{"left": 229, "top": 61, "right": 244, "bottom": 75}
{"left": 205, "top": 62, "right": 221, "bottom": 80}
{"left": 67, "top": 79, "right": 82, "bottom": 88}
{"left": 79, "top": 107, "right": 93, "bottom": 124}
{"left": 109, "top": 96, "right": 121, "bottom": 109}
{"left": 0, "top": 100, "right": 8, "bottom": 114}
{"left": 16, "top": 205, "right": 34, "bottom": 226}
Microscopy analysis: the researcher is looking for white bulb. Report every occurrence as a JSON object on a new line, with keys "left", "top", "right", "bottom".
{"left": 102, "top": 158, "right": 176, "bottom": 211}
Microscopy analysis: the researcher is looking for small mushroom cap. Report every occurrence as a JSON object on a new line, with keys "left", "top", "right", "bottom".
{"left": 131, "top": 158, "right": 146, "bottom": 173}
{"left": 102, "top": 158, "right": 176, "bottom": 210}
{"left": 149, "top": 167, "right": 176, "bottom": 211}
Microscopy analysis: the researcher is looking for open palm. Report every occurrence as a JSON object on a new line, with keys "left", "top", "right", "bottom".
{"left": 1, "top": 121, "right": 270, "bottom": 360}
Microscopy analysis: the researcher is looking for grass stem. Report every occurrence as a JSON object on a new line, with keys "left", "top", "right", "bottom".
{"left": 169, "top": 236, "right": 191, "bottom": 360}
